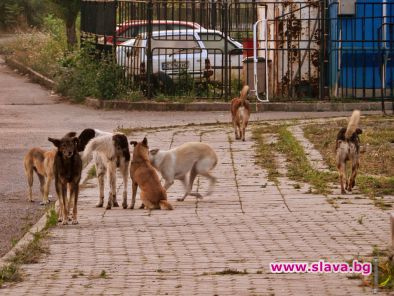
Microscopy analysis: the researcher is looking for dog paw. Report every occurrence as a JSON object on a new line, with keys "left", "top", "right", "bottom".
{"left": 62, "top": 220, "right": 68, "bottom": 225}
{"left": 96, "top": 202, "right": 104, "bottom": 208}
{"left": 106, "top": 204, "right": 112, "bottom": 210}
{"left": 113, "top": 201, "right": 119, "bottom": 207}
{"left": 122, "top": 202, "right": 128, "bottom": 209}
{"left": 40, "top": 201, "right": 49, "bottom": 206}
{"left": 341, "top": 190, "right": 346, "bottom": 194}
{"left": 177, "top": 198, "right": 185, "bottom": 202}
{"left": 128, "top": 205, "right": 134, "bottom": 210}
{"left": 72, "top": 220, "right": 79, "bottom": 225}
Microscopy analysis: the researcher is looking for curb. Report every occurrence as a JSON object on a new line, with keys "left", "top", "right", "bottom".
{"left": 0, "top": 164, "right": 92, "bottom": 269}
{"left": 87, "top": 97, "right": 392, "bottom": 112}
{"left": 5, "top": 57, "right": 56, "bottom": 89}
{"left": 4, "top": 57, "right": 392, "bottom": 113}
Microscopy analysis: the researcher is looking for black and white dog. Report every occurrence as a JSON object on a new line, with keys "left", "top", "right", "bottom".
{"left": 79, "top": 129, "right": 130, "bottom": 209}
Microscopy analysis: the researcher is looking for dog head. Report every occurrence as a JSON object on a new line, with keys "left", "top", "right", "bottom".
{"left": 48, "top": 134, "right": 79, "bottom": 159}
{"left": 113, "top": 134, "right": 130, "bottom": 162}
{"left": 148, "top": 148, "right": 160, "bottom": 165}
{"left": 130, "top": 137, "right": 149, "bottom": 162}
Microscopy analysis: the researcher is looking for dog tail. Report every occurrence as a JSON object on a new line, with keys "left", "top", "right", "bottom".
{"left": 239, "top": 85, "right": 249, "bottom": 105}
{"left": 345, "top": 110, "right": 360, "bottom": 139}
{"left": 159, "top": 200, "right": 173, "bottom": 210}
{"left": 81, "top": 136, "right": 102, "bottom": 167}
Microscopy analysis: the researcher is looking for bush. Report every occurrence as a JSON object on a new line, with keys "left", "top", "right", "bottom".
{"left": 56, "top": 44, "right": 126, "bottom": 101}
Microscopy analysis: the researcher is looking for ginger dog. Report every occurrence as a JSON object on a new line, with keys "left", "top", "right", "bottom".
{"left": 24, "top": 148, "right": 56, "bottom": 205}
{"left": 129, "top": 137, "right": 173, "bottom": 211}
{"left": 231, "top": 85, "right": 250, "bottom": 141}
{"left": 336, "top": 110, "right": 363, "bottom": 194}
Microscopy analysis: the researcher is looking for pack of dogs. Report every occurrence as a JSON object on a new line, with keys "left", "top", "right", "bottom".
{"left": 23, "top": 85, "right": 363, "bottom": 224}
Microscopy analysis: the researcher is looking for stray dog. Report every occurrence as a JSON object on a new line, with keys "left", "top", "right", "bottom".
{"left": 48, "top": 133, "right": 82, "bottom": 225}
{"left": 24, "top": 148, "right": 56, "bottom": 205}
{"left": 336, "top": 110, "right": 362, "bottom": 194}
{"left": 129, "top": 137, "right": 173, "bottom": 211}
{"left": 149, "top": 142, "right": 218, "bottom": 201}
{"left": 231, "top": 85, "right": 250, "bottom": 141}
{"left": 81, "top": 130, "right": 130, "bottom": 209}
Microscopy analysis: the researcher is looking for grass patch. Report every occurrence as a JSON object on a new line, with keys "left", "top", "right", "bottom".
{"left": 275, "top": 126, "right": 337, "bottom": 195}
{"left": 45, "top": 207, "right": 58, "bottom": 229}
{"left": 202, "top": 268, "right": 249, "bottom": 276}
{"left": 9, "top": 232, "right": 49, "bottom": 265}
{"left": 0, "top": 263, "right": 22, "bottom": 287}
{"left": 303, "top": 116, "right": 394, "bottom": 198}
{"left": 87, "top": 165, "right": 96, "bottom": 179}
{"left": 252, "top": 126, "right": 281, "bottom": 183}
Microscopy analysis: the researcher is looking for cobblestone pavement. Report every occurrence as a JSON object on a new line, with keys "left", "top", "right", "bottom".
{"left": 0, "top": 54, "right": 382, "bottom": 257}
{"left": 2, "top": 123, "right": 391, "bottom": 296}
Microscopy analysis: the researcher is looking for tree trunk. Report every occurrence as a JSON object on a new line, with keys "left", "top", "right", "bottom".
{"left": 66, "top": 18, "right": 77, "bottom": 50}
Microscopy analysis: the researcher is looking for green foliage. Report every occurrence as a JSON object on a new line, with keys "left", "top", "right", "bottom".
{"left": 0, "top": 263, "right": 22, "bottom": 287}
{"left": 56, "top": 44, "right": 126, "bottom": 101}
{"left": 0, "top": 0, "right": 50, "bottom": 30}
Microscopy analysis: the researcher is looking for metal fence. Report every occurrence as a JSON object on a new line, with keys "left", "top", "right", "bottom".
{"left": 81, "top": 0, "right": 394, "bottom": 102}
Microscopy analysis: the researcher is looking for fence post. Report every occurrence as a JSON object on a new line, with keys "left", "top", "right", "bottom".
{"left": 223, "top": 0, "right": 229, "bottom": 101}
{"left": 113, "top": 0, "right": 118, "bottom": 62}
{"left": 319, "top": 0, "right": 327, "bottom": 100}
{"left": 147, "top": 0, "right": 153, "bottom": 99}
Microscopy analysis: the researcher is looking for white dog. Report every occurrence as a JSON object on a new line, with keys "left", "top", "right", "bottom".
{"left": 149, "top": 142, "right": 218, "bottom": 201}
{"left": 80, "top": 129, "right": 130, "bottom": 209}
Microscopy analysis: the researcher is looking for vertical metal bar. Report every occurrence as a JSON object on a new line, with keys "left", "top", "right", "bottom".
{"left": 319, "top": 0, "right": 326, "bottom": 99}
{"left": 147, "top": 0, "right": 153, "bottom": 99}
{"left": 113, "top": 0, "right": 118, "bottom": 61}
{"left": 223, "top": 0, "right": 229, "bottom": 100}
{"left": 373, "top": 257, "right": 378, "bottom": 294}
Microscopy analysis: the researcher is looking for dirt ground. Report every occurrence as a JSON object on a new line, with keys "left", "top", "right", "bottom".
{"left": 0, "top": 52, "right": 382, "bottom": 257}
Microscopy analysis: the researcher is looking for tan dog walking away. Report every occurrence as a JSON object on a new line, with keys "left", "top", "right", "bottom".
{"left": 129, "top": 137, "right": 173, "bottom": 211}
{"left": 336, "top": 110, "right": 363, "bottom": 194}
{"left": 231, "top": 85, "right": 250, "bottom": 141}
{"left": 24, "top": 148, "right": 56, "bottom": 205}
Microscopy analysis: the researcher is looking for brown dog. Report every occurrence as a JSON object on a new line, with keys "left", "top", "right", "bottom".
{"left": 24, "top": 148, "right": 56, "bottom": 205}
{"left": 129, "top": 137, "right": 173, "bottom": 211}
{"left": 48, "top": 133, "right": 82, "bottom": 225}
{"left": 231, "top": 85, "right": 250, "bottom": 141}
{"left": 336, "top": 110, "right": 362, "bottom": 194}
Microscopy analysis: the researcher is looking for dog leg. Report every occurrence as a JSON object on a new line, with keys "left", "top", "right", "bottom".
{"left": 164, "top": 179, "right": 174, "bottom": 190}
{"left": 178, "top": 165, "right": 198, "bottom": 201}
{"left": 37, "top": 173, "right": 46, "bottom": 203}
{"left": 43, "top": 175, "right": 52, "bottom": 205}
{"left": 26, "top": 167, "right": 34, "bottom": 202}
{"left": 233, "top": 119, "right": 240, "bottom": 140}
{"left": 200, "top": 171, "right": 217, "bottom": 196}
{"left": 241, "top": 124, "right": 246, "bottom": 142}
{"left": 337, "top": 163, "right": 346, "bottom": 194}
{"left": 96, "top": 171, "right": 105, "bottom": 208}
{"left": 62, "top": 184, "right": 68, "bottom": 225}
{"left": 121, "top": 162, "right": 129, "bottom": 209}
{"left": 129, "top": 181, "right": 138, "bottom": 209}
{"left": 348, "top": 161, "right": 359, "bottom": 192}
{"left": 106, "top": 162, "right": 116, "bottom": 210}
{"left": 71, "top": 183, "right": 79, "bottom": 225}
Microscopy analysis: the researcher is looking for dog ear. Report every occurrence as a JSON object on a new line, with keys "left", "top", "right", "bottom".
{"left": 65, "top": 132, "right": 77, "bottom": 138}
{"left": 356, "top": 128, "right": 363, "bottom": 135}
{"left": 130, "top": 141, "right": 137, "bottom": 147}
{"left": 48, "top": 137, "right": 60, "bottom": 147}
{"left": 150, "top": 149, "right": 159, "bottom": 155}
{"left": 142, "top": 137, "right": 148, "bottom": 147}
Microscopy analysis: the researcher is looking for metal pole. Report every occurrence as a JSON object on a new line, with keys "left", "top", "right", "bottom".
{"left": 147, "top": 0, "right": 153, "bottom": 99}
{"left": 253, "top": 18, "right": 269, "bottom": 102}
{"left": 373, "top": 257, "right": 378, "bottom": 294}
{"left": 223, "top": 0, "right": 229, "bottom": 100}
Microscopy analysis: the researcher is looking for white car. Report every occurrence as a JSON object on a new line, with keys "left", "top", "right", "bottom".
{"left": 120, "top": 29, "right": 243, "bottom": 83}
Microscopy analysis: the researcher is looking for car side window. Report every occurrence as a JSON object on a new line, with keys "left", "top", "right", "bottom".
{"left": 151, "top": 36, "right": 202, "bottom": 55}
{"left": 199, "top": 33, "right": 236, "bottom": 52}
